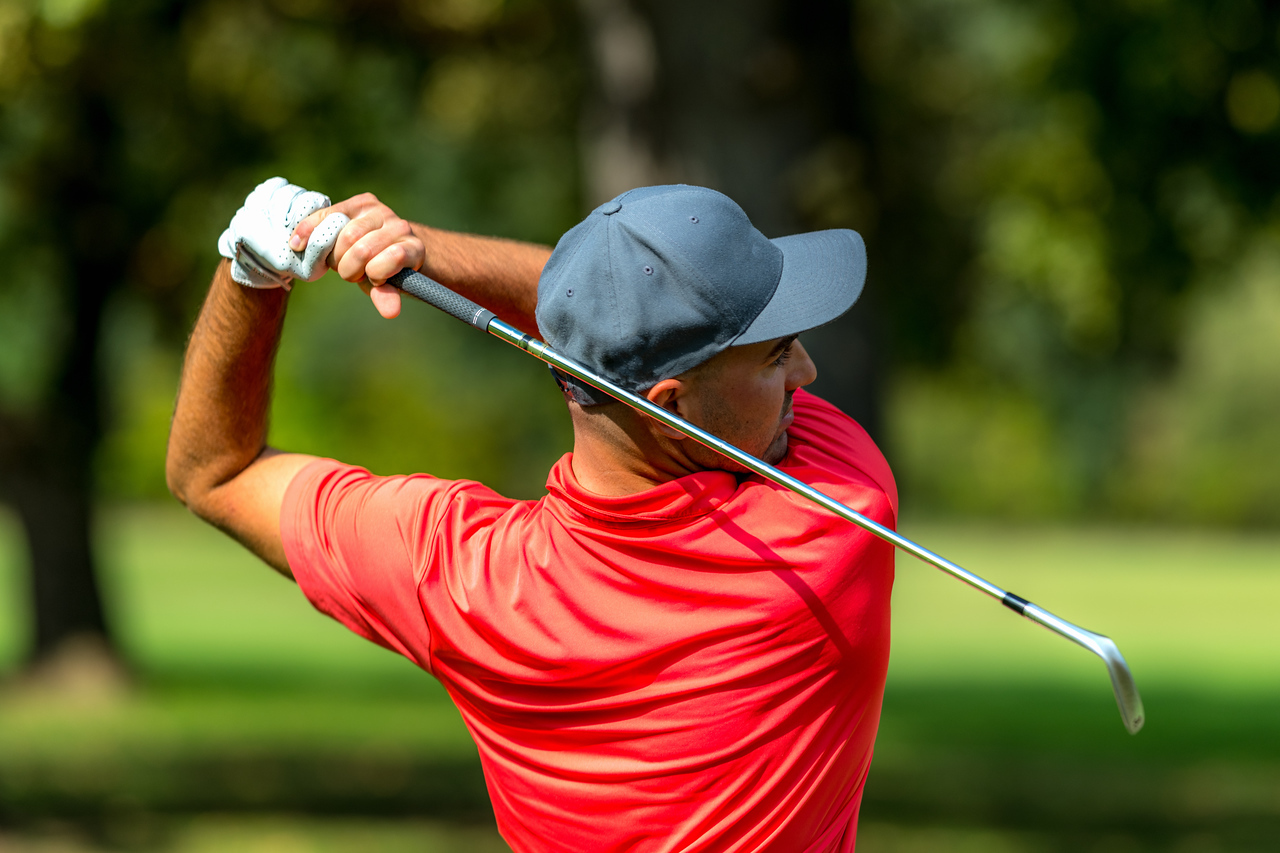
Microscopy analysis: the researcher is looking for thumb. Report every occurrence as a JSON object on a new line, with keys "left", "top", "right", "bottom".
{"left": 290, "top": 206, "right": 332, "bottom": 251}
{"left": 299, "top": 212, "right": 350, "bottom": 281}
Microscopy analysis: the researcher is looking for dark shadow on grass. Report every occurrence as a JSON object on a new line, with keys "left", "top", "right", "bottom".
{"left": 0, "top": 751, "right": 494, "bottom": 824}
{"left": 133, "top": 659, "right": 451, "bottom": 702}
{"left": 863, "top": 681, "right": 1280, "bottom": 841}
{"left": 4, "top": 677, "right": 1279, "bottom": 848}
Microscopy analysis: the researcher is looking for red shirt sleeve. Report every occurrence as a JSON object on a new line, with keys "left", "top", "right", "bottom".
{"left": 279, "top": 458, "right": 513, "bottom": 676}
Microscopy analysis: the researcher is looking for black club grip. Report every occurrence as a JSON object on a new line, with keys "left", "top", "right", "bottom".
{"left": 388, "top": 269, "right": 496, "bottom": 331}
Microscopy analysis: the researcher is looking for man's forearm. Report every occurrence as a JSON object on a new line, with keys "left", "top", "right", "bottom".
{"left": 413, "top": 225, "right": 550, "bottom": 338}
{"left": 166, "top": 260, "right": 287, "bottom": 510}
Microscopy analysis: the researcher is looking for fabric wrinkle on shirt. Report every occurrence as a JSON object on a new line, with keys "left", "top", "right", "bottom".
{"left": 282, "top": 389, "right": 898, "bottom": 853}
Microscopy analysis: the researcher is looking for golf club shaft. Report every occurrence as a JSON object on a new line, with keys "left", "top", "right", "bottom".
{"left": 388, "top": 268, "right": 1144, "bottom": 733}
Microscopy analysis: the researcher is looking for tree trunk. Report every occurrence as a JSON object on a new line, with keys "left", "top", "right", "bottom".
{"left": 0, "top": 71, "right": 124, "bottom": 672}
{"left": 0, "top": 241, "right": 115, "bottom": 665}
{"left": 577, "top": 0, "right": 883, "bottom": 438}
{"left": 11, "top": 476, "right": 110, "bottom": 657}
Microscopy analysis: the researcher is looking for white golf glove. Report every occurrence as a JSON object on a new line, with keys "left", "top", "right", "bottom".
{"left": 217, "top": 177, "right": 350, "bottom": 289}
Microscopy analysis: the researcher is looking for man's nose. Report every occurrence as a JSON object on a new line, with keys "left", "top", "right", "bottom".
{"left": 787, "top": 340, "right": 818, "bottom": 390}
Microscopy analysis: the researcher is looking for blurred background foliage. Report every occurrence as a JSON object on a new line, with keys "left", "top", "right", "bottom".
{"left": 0, "top": 0, "right": 1276, "bottom": 677}
{"left": 0, "top": 0, "right": 586, "bottom": 667}
{"left": 859, "top": 0, "right": 1280, "bottom": 523}
{"left": 0, "top": 1, "right": 1278, "bottom": 849}
{"left": 0, "top": 0, "right": 1270, "bottom": 524}
{"left": 67, "top": 0, "right": 587, "bottom": 501}
{"left": 0, "top": 0, "right": 1273, "bottom": 523}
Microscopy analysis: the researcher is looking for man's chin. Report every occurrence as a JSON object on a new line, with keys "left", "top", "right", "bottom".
{"left": 762, "top": 432, "right": 789, "bottom": 465}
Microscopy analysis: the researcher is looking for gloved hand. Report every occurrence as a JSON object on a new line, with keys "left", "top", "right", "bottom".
{"left": 217, "top": 177, "right": 350, "bottom": 289}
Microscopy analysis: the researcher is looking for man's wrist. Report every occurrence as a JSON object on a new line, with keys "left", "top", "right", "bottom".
{"left": 218, "top": 177, "right": 343, "bottom": 289}
{"left": 214, "top": 258, "right": 290, "bottom": 307}
{"left": 409, "top": 221, "right": 435, "bottom": 270}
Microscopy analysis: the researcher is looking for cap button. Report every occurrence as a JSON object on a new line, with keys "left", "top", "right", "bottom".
{"left": 600, "top": 200, "right": 622, "bottom": 215}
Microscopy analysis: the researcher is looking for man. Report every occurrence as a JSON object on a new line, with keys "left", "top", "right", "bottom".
{"left": 166, "top": 179, "right": 897, "bottom": 851}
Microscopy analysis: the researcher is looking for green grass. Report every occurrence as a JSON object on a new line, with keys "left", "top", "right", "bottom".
{"left": 0, "top": 506, "right": 500, "bottom": 851}
{"left": 0, "top": 504, "right": 474, "bottom": 755}
{"left": 874, "top": 521, "right": 1280, "bottom": 850}
{"left": 886, "top": 520, "right": 1280, "bottom": 692}
{"left": 0, "top": 816, "right": 512, "bottom": 852}
{"left": 1, "top": 506, "right": 1279, "bottom": 851}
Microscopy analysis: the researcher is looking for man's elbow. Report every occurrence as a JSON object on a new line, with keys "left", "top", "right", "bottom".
{"left": 165, "top": 444, "right": 211, "bottom": 517}
{"left": 165, "top": 438, "right": 188, "bottom": 501}
{"left": 165, "top": 461, "right": 196, "bottom": 513}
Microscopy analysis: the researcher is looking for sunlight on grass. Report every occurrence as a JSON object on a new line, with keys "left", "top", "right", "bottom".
{"left": 93, "top": 504, "right": 432, "bottom": 690}
{"left": 888, "top": 520, "right": 1280, "bottom": 692}
{"left": 0, "top": 504, "right": 478, "bottom": 762}
{"left": 2, "top": 506, "right": 1279, "bottom": 849}
{"left": 3, "top": 505, "right": 1276, "bottom": 697}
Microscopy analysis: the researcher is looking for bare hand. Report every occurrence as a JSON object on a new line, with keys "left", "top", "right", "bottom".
{"left": 291, "top": 193, "right": 425, "bottom": 319}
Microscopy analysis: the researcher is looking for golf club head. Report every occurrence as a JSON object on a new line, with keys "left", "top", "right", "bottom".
{"left": 1092, "top": 633, "right": 1145, "bottom": 734}
{"left": 1021, "top": 603, "right": 1144, "bottom": 734}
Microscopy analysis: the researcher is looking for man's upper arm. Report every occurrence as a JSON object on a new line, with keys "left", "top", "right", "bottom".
{"left": 277, "top": 461, "right": 500, "bottom": 671}
{"left": 198, "top": 449, "right": 319, "bottom": 579}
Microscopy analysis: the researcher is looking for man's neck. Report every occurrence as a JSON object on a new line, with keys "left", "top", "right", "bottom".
{"left": 567, "top": 409, "right": 703, "bottom": 497}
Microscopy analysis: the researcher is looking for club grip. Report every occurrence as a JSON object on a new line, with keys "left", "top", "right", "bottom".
{"left": 388, "top": 269, "right": 496, "bottom": 331}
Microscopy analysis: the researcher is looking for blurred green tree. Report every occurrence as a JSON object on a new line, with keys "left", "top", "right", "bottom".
{"left": 0, "top": 0, "right": 582, "bottom": 674}
{"left": 3, "top": 0, "right": 1277, "bottom": 683}
{"left": 856, "top": 0, "right": 1280, "bottom": 522}
{"left": 577, "top": 0, "right": 885, "bottom": 435}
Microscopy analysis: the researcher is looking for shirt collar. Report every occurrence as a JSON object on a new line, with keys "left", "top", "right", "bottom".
{"left": 544, "top": 453, "right": 742, "bottom": 526}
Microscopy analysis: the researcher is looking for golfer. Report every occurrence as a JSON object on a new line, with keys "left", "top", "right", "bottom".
{"left": 167, "top": 179, "right": 898, "bottom": 852}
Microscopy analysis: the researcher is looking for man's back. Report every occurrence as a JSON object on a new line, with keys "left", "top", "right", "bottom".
{"left": 282, "top": 390, "right": 897, "bottom": 851}
{"left": 169, "top": 180, "right": 882, "bottom": 851}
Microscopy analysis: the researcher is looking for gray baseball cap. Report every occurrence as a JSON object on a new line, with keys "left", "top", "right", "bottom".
{"left": 536, "top": 184, "right": 866, "bottom": 404}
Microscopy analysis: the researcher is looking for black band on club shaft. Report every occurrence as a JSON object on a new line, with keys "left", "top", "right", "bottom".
{"left": 1002, "top": 592, "right": 1031, "bottom": 615}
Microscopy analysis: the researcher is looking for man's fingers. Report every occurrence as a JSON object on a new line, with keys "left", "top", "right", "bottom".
{"left": 288, "top": 192, "right": 420, "bottom": 291}
{"left": 357, "top": 280, "right": 402, "bottom": 319}
{"left": 299, "top": 213, "right": 350, "bottom": 281}
{"left": 365, "top": 243, "right": 421, "bottom": 285}
{"left": 290, "top": 195, "right": 367, "bottom": 251}
{"left": 292, "top": 192, "right": 387, "bottom": 252}
{"left": 336, "top": 223, "right": 421, "bottom": 284}
{"left": 291, "top": 201, "right": 363, "bottom": 252}
{"left": 369, "top": 285, "right": 402, "bottom": 319}
{"left": 331, "top": 215, "right": 381, "bottom": 269}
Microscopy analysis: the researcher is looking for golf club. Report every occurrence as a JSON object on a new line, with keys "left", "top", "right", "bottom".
{"left": 387, "top": 268, "right": 1146, "bottom": 735}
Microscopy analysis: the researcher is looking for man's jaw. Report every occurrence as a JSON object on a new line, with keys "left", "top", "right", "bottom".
{"left": 763, "top": 393, "right": 796, "bottom": 464}
{"left": 778, "top": 391, "right": 797, "bottom": 436}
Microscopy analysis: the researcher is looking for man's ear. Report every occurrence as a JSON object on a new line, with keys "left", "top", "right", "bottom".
{"left": 645, "top": 378, "right": 692, "bottom": 439}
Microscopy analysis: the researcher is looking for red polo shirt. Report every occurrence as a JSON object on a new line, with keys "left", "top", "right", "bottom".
{"left": 281, "top": 389, "right": 897, "bottom": 852}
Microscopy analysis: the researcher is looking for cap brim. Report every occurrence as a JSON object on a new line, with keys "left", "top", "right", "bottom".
{"left": 735, "top": 229, "right": 866, "bottom": 346}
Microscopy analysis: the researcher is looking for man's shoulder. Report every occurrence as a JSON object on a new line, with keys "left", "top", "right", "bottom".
{"left": 787, "top": 389, "right": 898, "bottom": 517}
{"left": 286, "top": 457, "right": 527, "bottom": 529}
{"left": 788, "top": 388, "right": 877, "bottom": 454}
